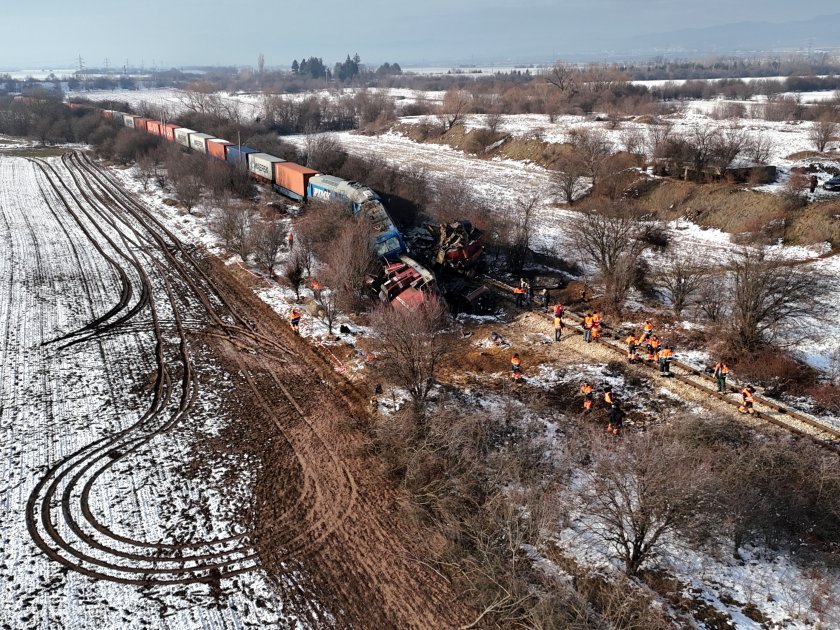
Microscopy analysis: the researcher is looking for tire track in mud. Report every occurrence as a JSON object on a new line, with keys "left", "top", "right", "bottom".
{"left": 20, "top": 151, "right": 470, "bottom": 626}
{"left": 64, "top": 152, "right": 471, "bottom": 626}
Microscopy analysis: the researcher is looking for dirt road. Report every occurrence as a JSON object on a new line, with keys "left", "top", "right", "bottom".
{"left": 0, "top": 152, "right": 470, "bottom": 628}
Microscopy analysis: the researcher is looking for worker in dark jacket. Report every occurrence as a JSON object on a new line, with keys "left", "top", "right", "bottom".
{"left": 603, "top": 386, "right": 615, "bottom": 409}
{"left": 810, "top": 174, "right": 818, "bottom": 194}
{"left": 541, "top": 288, "right": 550, "bottom": 311}
{"left": 607, "top": 402, "right": 625, "bottom": 435}
{"left": 713, "top": 361, "right": 729, "bottom": 393}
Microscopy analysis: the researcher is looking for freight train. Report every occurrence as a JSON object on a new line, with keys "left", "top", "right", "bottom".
{"left": 94, "top": 107, "right": 407, "bottom": 260}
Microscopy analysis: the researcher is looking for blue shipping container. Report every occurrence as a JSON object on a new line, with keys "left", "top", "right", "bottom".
{"left": 226, "top": 145, "right": 258, "bottom": 166}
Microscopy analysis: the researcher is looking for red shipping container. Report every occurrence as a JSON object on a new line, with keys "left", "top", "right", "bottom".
{"left": 162, "top": 123, "right": 179, "bottom": 143}
{"left": 146, "top": 121, "right": 163, "bottom": 136}
{"left": 273, "top": 162, "right": 319, "bottom": 199}
{"left": 207, "top": 139, "right": 232, "bottom": 160}
{"left": 103, "top": 110, "right": 113, "bottom": 118}
{"left": 134, "top": 117, "right": 149, "bottom": 132}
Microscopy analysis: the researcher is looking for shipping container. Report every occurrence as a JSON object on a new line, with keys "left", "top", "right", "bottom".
{"left": 207, "top": 139, "right": 232, "bottom": 161}
{"left": 273, "top": 162, "right": 319, "bottom": 200}
{"left": 225, "top": 145, "right": 258, "bottom": 166}
{"left": 135, "top": 117, "right": 150, "bottom": 132}
{"left": 174, "top": 128, "right": 196, "bottom": 148}
{"left": 248, "top": 153, "right": 285, "bottom": 182}
{"left": 162, "top": 123, "right": 179, "bottom": 143}
{"left": 307, "top": 174, "right": 346, "bottom": 202}
{"left": 189, "top": 132, "right": 215, "bottom": 154}
{"left": 123, "top": 115, "right": 136, "bottom": 129}
{"left": 103, "top": 110, "right": 113, "bottom": 119}
{"left": 146, "top": 120, "right": 163, "bottom": 136}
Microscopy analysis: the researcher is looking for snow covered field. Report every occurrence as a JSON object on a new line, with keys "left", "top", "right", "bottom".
{"left": 0, "top": 156, "right": 296, "bottom": 628}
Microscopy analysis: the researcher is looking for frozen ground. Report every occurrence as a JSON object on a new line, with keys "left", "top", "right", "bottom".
{"left": 0, "top": 155, "right": 299, "bottom": 628}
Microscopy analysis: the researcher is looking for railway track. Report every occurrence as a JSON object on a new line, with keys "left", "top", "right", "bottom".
{"left": 483, "top": 277, "right": 840, "bottom": 446}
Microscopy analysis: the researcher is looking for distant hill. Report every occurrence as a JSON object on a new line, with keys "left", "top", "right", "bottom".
{"left": 618, "top": 12, "right": 840, "bottom": 56}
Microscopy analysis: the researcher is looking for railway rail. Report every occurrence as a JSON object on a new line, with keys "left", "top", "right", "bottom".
{"left": 482, "top": 277, "right": 840, "bottom": 447}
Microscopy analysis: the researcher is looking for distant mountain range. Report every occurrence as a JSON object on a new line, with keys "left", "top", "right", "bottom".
{"left": 609, "top": 13, "right": 840, "bottom": 57}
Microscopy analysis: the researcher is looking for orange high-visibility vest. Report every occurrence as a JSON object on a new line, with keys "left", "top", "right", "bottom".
{"left": 554, "top": 317, "right": 562, "bottom": 330}
{"left": 584, "top": 316, "right": 594, "bottom": 329}
{"left": 714, "top": 363, "right": 729, "bottom": 375}
{"left": 742, "top": 388, "right": 754, "bottom": 403}
{"left": 580, "top": 384, "right": 593, "bottom": 395}
{"left": 626, "top": 336, "right": 636, "bottom": 345}
{"left": 511, "top": 357, "right": 522, "bottom": 368}
{"left": 659, "top": 348, "right": 673, "bottom": 359}
{"left": 644, "top": 322, "right": 653, "bottom": 333}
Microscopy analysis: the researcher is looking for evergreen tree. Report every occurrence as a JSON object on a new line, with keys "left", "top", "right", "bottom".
{"left": 291, "top": 59, "right": 299, "bottom": 74}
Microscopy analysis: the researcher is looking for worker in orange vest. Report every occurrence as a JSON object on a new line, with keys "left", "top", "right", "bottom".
{"left": 626, "top": 335, "right": 638, "bottom": 363}
{"left": 287, "top": 231, "right": 294, "bottom": 249}
{"left": 553, "top": 303, "right": 565, "bottom": 318}
{"left": 603, "top": 386, "right": 615, "bottom": 408}
{"left": 554, "top": 315, "right": 563, "bottom": 341}
{"left": 310, "top": 279, "right": 322, "bottom": 298}
{"left": 713, "top": 361, "right": 729, "bottom": 393}
{"left": 739, "top": 386, "right": 756, "bottom": 415}
{"left": 658, "top": 346, "right": 673, "bottom": 376}
{"left": 645, "top": 335, "right": 661, "bottom": 361}
{"left": 290, "top": 309, "right": 301, "bottom": 333}
{"left": 640, "top": 320, "right": 653, "bottom": 343}
{"left": 513, "top": 286, "right": 525, "bottom": 308}
{"left": 580, "top": 382, "right": 594, "bottom": 411}
{"left": 583, "top": 313, "right": 594, "bottom": 343}
{"left": 511, "top": 353, "right": 522, "bottom": 382}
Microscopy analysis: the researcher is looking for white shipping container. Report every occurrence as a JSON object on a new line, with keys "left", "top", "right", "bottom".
{"left": 189, "top": 132, "right": 215, "bottom": 154}
{"left": 248, "top": 153, "right": 285, "bottom": 181}
{"left": 123, "top": 116, "right": 135, "bottom": 129}
{"left": 174, "top": 128, "right": 196, "bottom": 148}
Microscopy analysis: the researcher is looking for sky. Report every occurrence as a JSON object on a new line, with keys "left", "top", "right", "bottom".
{"left": 2, "top": 0, "right": 840, "bottom": 70}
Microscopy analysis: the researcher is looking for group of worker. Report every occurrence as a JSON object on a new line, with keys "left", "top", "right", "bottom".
{"left": 624, "top": 321, "right": 673, "bottom": 376}
{"left": 579, "top": 383, "right": 625, "bottom": 435}
{"left": 582, "top": 311, "right": 603, "bottom": 343}
{"left": 712, "top": 361, "right": 756, "bottom": 415}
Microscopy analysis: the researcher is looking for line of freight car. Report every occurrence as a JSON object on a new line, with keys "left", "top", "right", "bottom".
{"left": 87, "top": 104, "right": 408, "bottom": 260}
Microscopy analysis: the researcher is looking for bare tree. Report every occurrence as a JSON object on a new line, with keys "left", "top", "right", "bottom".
{"left": 696, "top": 273, "right": 727, "bottom": 323}
{"left": 618, "top": 126, "right": 645, "bottom": 156}
{"left": 323, "top": 217, "right": 374, "bottom": 312}
{"left": 727, "top": 249, "right": 827, "bottom": 351}
{"left": 657, "top": 255, "right": 707, "bottom": 317}
{"left": 283, "top": 248, "right": 306, "bottom": 300}
{"left": 436, "top": 89, "right": 472, "bottom": 132}
{"left": 578, "top": 429, "right": 712, "bottom": 576}
{"left": 173, "top": 171, "right": 202, "bottom": 213}
{"left": 136, "top": 152, "right": 155, "bottom": 191}
{"left": 252, "top": 217, "right": 286, "bottom": 275}
{"left": 316, "top": 288, "right": 339, "bottom": 335}
{"left": 544, "top": 62, "right": 580, "bottom": 96}
{"left": 257, "top": 52, "right": 265, "bottom": 76}
{"left": 552, "top": 152, "right": 587, "bottom": 205}
{"left": 744, "top": 131, "right": 776, "bottom": 165}
{"left": 567, "top": 127, "right": 611, "bottom": 188}
{"left": 646, "top": 121, "right": 674, "bottom": 160}
{"left": 569, "top": 208, "right": 650, "bottom": 314}
{"left": 369, "top": 294, "right": 450, "bottom": 414}
{"left": 507, "top": 196, "right": 539, "bottom": 273}
{"left": 809, "top": 115, "right": 838, "bottom": 153}
{"left": 302, "top": 131, "right": 347, "bottom": 173}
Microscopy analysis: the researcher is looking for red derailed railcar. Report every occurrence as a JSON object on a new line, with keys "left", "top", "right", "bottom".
{"left": 146, "top": 120, "right": 163, "bottom": 136}
{"left": 134, "top": 117, "right": 150, "bottom": 132}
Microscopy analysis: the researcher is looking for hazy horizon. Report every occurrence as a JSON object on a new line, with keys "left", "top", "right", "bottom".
{"left": 3, "top": 0, "right": 840, "bottom": 70}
